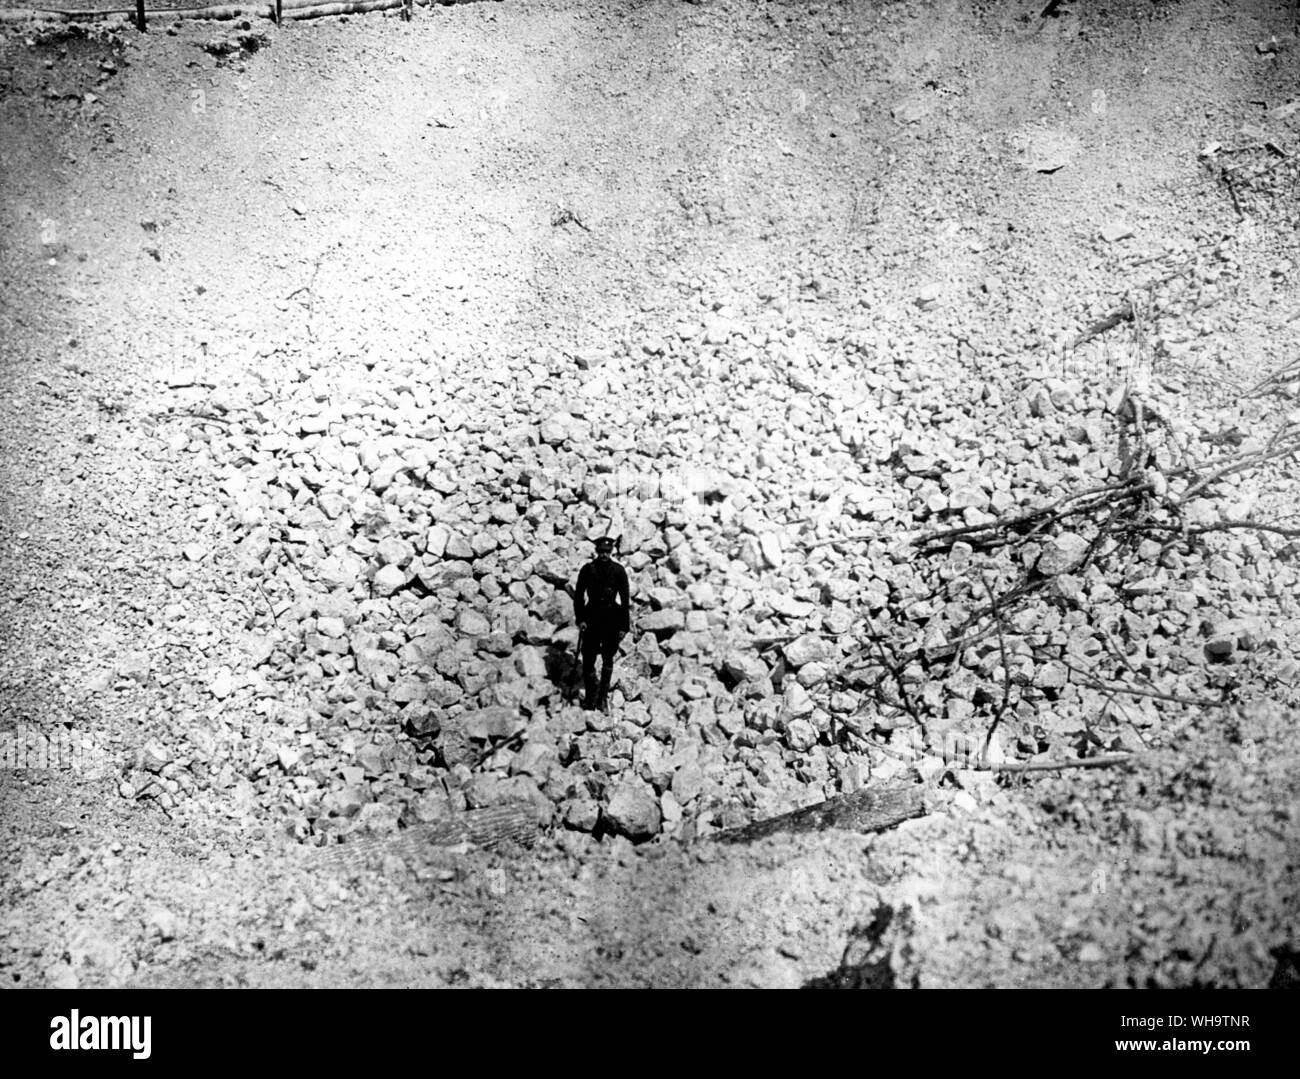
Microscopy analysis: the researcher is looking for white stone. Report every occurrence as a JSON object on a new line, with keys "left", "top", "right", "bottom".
{"left": 376, "top": 537, "right": 415, "bottom": 567}
{"left": 783, "top": 717, "right": 818, "bottom": 751}
{"left": 373, "top": 564, "right": 407, "bottom": 596}
{"left": 425, "top": 524, "right": 449, "bottom": 558}
{"left": 784, "top": 633, "right": 829, "bottom": 668}
{"left": 210, "top": 666, "right": 234, "bottom": 700}
{"left": 1037, "top": 532, "right": 1090, "bottom": 576}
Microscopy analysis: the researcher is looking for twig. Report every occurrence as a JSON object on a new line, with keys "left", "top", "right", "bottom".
{"left": 912, "top": 620, "right": 1002, "bottom": 664}
{"left": 1237, "top": 358, "right": 1300, "bottom": 400}
{"left": 987, "top": 754, "right": 1136, "bottom": 774}
{"left": 551, "top": 207, "right": 590, "bottom": 232}
{"left": 151, "top": 409, "right": 231, "bottom": 427}
{"left": 980, "top": 573, "right": 1013, "bottom": 761}
{"left": 1097, "top": 621, "right": 1141, "bottom": 680}
{"left": 1035, "top": 647, "right": 1226, "bottom": 708}
{"left": 1220, "top": 169, "right": 1244, "bottom": 217}
{"left": 861, "top": 614, "right": 924, "bottom": 732}
{"left": 1139, "top": 518, "right": 1300, "bottom": 541}
{"left": 1123, "top": 233, "right": 1232, "bottom": 270}
{"left": 470, "top": 729, "right": 526, "bottom": 771}
{"left": 256, "top": 578, "right": 280, "bottom": 628}
{"left": 276, "top": 538, "right": 305, "bottom": 578}
{"left": 1077, "top": 499, "right": 1124, "bottom": 577}
{"left": 860, "top": 733, "right": 1136, "bottom": 774}
{"left": 1130, "top": 389, "right": 1150, "bottom": 473}
{"left": 948, "top": 575, "right": 1048, "bottom": 644}
{"left": 752, "top": 630, "right": 847, "bottom": 650}
{"left": 1174, "top": 438, "right": 1300, "bottom": 505}
{"left": 913, "top": 478, "right": 1147, "bottom": 551}
{"left": 1181, "top": 432, "right": 1299, "bottom": 474}
{"left": 1068, "top": 300, "right": 1133, "bottom": 351}
{"left": 802, "top": 531, "right": 881, "bottom": 550}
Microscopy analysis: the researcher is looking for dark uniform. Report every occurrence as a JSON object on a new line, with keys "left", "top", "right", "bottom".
{"left": 573, "top": 537, "right": 630, "bottom": 711}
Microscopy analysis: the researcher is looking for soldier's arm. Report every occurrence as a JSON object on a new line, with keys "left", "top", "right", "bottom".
{"left": 574, "top": 565, "right": 589, "bottom": 625}
{"left": 618, "top": 567, "right": 631, "bottom": 631}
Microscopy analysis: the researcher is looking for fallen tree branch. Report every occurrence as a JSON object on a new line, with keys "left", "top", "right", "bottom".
{"left": 1068, "top": 300, "right": 1134, "bottom": 351}
{"left": 181, "top": 411, "right": 233, "bottom": 427}
{"left": 980, "top": 573, "right": 1013, "bottom": 760}
{"left": 861, "top": 614, "right": 926, "bottom": 731}
{"left": 802, "top": 531, "right": 882, "bottom": 550}
{"left": 913, "top": 477, "right": 1148, "bottom": 553}
{"left": 1240, "top": 355, "right": 1300, "bottom": 399}
{"left": 255, "top": 578, "right": 280, "bottom": 628}
{"left": 1139, "top": 517, "right": 1300, "bottom": 542}
{"left": 1123, "top": 232, "right": 1233, "bottom": 271}
{"left": 469, "top": 728, "right": 526, "bottom": 771}
{"left": 1220, "top": 168, "right": 1245, "bottom": 217}
{"left": 716, "top": 779, "right": 925, "bottom": 844}
{"left": 987, "top": 753, "right": 1136, "bottom": 774}
{"left": 1174, "top": 436, "right": 1300, "bottom": 506}
{"left": 1032, "top": 646, "right": 1227, "bottom": 708}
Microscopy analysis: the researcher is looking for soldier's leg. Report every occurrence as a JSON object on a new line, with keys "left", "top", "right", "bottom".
{"left": 581, "top": 631, "right": 599, "bottom": 708}
{"left": 597, "top": 631, "right": 617, "bottom": 710}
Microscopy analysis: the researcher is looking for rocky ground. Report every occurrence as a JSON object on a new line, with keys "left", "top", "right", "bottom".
{"left": 2, "top": 0, "right": 1300, "bottom": 989}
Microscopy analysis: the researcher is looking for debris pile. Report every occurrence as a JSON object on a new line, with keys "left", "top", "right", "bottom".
{"left": 113, "top": 241, "right": 1300, "bottom": 845}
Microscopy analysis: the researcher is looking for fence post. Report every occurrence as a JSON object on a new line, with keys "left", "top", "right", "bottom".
{"left": 276, "top": 0, "right": 282, "bottom": 25}
{"left": 135, "top": 0, "right": 146, "bottom": 32}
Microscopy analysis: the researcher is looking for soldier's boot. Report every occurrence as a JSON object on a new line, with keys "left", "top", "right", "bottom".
{"left": 583, "top": 672, "right": 598, "bottom": 710}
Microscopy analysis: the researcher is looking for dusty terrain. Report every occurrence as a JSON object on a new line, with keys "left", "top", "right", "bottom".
{"left": 2, "top": 0, "right": 1300, "bottom": 989}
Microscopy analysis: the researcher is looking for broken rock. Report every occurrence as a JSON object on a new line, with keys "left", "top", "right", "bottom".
{"left": 641, "top": 609, "right": 686, "bottom": 633}
{"left": 783, "top": 717, "right": 818, "bottom": 752}
{"left": 461, "top": 706, "right": 526, "bottom": 742}
{"left": 784, "top": 633, "right": 829, "bottom": 668}
{"left": 603, "top": 776, "right": 662, "bottom": 840}
{"left": 372, "top": 564, "right": 407, "bottom": 596}
{"left": 758, "top": 533, "right": 784, "bottom": 569}
{"left": 721, "top": 651, "right": 769, "bottom": 684}
{"left": 1036, "top": 532, "right": 1090, "bottom": 577}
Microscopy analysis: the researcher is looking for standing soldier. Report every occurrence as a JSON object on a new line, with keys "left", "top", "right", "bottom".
{"left": 573, "top": 536, "right": 630, "bottom": 711}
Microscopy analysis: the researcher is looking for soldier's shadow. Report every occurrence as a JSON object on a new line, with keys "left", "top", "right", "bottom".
{"left": 544, "top": 643, "right": 583, "bottom": 704}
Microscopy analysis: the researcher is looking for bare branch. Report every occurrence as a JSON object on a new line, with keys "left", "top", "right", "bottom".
{"left": 861, "top": 614, "right": 925, "bottom": 734}
{"left": 1174, "top": 437, "right": 1300, "bottom": 506}
{"left": 979, "top": 573, "right": 1013, "bottom": 761}
{"left": 988, "top": 754, "right": 1137, "bottom": 774}
{"left": 1033, "top": 647, "right": 1226, "bottom": 708}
